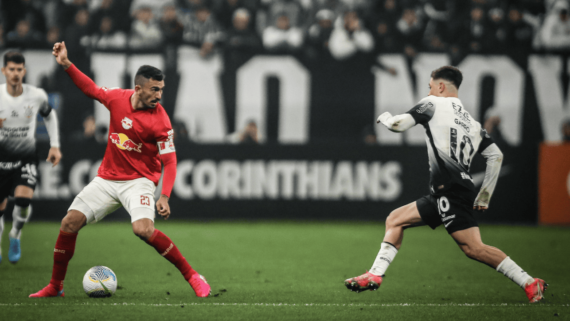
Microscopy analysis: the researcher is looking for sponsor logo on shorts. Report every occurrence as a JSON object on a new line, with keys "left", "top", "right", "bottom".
{"left": 109, "top": 133, "right": 142, "bottom": 153}
{"left": 442, "top": 214, "right": 455, "bottom": 222}
{"left": 444, "top": 220, "right": 454, "bottom": 228}
{"left": 461, "top": 172, "right": 472, "bottom": 181}
{"left": 0, "top": 161, "right": 22, "bottom": 170}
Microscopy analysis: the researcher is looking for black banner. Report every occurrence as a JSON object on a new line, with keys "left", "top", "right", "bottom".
{"left": 30, "top": 141, "right": 536, "bottom": 223}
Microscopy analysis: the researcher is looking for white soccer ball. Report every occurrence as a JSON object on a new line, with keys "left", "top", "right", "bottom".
{"left": 82, "top": 266, "right": 118, "bottom": 297}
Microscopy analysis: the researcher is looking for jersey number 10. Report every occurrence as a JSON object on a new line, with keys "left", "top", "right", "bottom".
{"left": 450, "top": 128, "right": 474, "bottom": 171}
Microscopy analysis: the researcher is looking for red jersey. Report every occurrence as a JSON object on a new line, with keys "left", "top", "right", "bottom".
{"left": 66, "top": 65, "right": 174, "bottom": 186}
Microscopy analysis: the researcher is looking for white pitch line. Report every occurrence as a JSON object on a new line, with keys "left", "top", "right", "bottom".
{"left": 1, "top": 303, "right": 568, "bottom": 307}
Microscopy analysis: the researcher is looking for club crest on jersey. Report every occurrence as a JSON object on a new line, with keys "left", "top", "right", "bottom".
{"left": 24, "top": 105, "right": 34, "bottom": 118}
{"left": 121, "top": 117, "right": 133, "bottom": 130}
{"left": 109, "top": 133, "right": 142, "bottom": 153}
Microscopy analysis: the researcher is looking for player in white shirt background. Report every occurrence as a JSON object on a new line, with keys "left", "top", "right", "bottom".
{"left": 0, "top": 51, "right": 62, "bottom": 264}
{"left": 344, "top": 66, "right": 547, "bottom": 303}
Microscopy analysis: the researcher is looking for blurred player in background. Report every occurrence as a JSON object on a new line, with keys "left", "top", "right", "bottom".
{"left": 344, "top": 66, "right": 547, "bottom": 303}
{"left": 30, "top": 42, "right": 210, "bottom": 298}
{"left": 0, "top": 51, "right": 61, "bottom": 264}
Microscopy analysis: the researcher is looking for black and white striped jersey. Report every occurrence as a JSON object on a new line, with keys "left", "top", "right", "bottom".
{"left": 407, "top": 95, "right": 494, "bottom": 195}
{"left": 0, "top": 83, "right": 51, "bottom": 161}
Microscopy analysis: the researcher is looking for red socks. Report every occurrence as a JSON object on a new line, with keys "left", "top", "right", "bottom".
{"left": 50, "top": 230, "right": 78, "bottom": 290}
{"left": 147, "top": 229, "right": 197, "bottom": 281}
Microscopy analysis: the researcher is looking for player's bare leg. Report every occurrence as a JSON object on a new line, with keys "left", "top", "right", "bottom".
{"left": 451, "top": 227, "right": 547, "bottom": 303}
{"left": 29, "top": 210, "right": 86, "bottom": 298}
{"left": 0, "top": 198, "right": 7, "bottom": 264}
{"left": 345, "top": 202, "right": 424, "bottom": 292}
{"left": 133, "top": 217, "right": 211, "bottom": 297}
{"left": 8, "top": 185, "right": 34, "bottom": 263}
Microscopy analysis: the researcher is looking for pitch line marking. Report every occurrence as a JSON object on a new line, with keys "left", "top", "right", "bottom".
{"left": 1, "top": 303, "right": 568, "bottom": 308}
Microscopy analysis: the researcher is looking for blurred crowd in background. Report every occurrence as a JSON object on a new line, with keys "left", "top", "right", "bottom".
{"left": 1, "top": 0, "right": 569, "bottom": 64}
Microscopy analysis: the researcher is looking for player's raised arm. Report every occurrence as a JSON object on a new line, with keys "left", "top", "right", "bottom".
{"left": 52, "top": 42, "right": 108, "bottom": 104}
{"left": 473, "top": 132, "right": 503, "bottom": 211}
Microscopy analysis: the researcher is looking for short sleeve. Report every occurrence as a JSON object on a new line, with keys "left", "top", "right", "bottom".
{"left": 155, "top": 109, "right": 175, "bottom": 155}
{"left": 406, "top": 96, "right": 436, "bottom": 125}
{"left": 477, "top": 129, "right": 495, "bottom": 154}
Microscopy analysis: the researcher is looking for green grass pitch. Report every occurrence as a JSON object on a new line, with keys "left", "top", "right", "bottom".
{"left": 0, "top": 221, "right": 569, "bottom": 320}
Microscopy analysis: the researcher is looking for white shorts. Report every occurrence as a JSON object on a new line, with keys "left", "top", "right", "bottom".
{"left": 69, "top": 177, "right": 156, "bottom": 223}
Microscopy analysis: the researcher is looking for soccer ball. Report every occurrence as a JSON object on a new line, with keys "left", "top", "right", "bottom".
{"left": 82, "top": 266, "right": 118, "bottom": 297}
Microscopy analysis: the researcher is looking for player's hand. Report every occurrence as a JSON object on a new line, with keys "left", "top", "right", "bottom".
{"left": 47, "top": 147, "right": 62, "bottom": 167}
{"left": 473, "top": 205, "right": 488, "bottom": 212}
{"left": 156, "top": 195, "right": 171, "bottom": 220}
{"left": 52, "top": 42, "right": 72, "bottom": 69}
{"left": 377, "top": 112, "right": 392, "bottom": 124}
{"left": 0, "top": 118, "right": 6, "bottom": 128}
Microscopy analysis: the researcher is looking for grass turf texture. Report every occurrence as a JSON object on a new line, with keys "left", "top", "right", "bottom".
{"left": 0, "top": 221, "right": 569, "bottom": 321}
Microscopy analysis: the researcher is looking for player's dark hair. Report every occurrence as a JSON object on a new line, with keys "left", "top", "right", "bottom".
{"left": 431, "top": 66, "right": 462, "bottom": 89}
{"left": 3, "top": 51, "right": 25, "bottom": 67}
{"left": 134, "top": 65, "right": 164, "bottom": 86}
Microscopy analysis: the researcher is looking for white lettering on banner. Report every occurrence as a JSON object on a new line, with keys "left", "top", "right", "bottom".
{"left": 37, "top": 161, "right": 70, "bottom": 199}
{"left": 218, "top": 161, "right": 241, "bottom": 199}
{"left": 173, "top": 160, "right": 403, "bottom": 201}
{"left": 91, "top": 53, "right": 126, "bottom": 127}
{"left": 528, "top": 55, "right": 570, "bottom": 142}
{"left": 69, "top": 160, "right": 91, "bottom": 195}
{"left": 236, "top": 56, "right": 310, "bottom": 143}
{"left": 193, "top": 160, "right": 218, "bottom": 199}
{"left": 13, "top": 52, "right": 570, "bottom": 146}
{"left": 174, "top": 47, "right": 227, "bottom": 142}
{"left": 174, "top": 160, "right": 194, "bottom": 199}
{"left": 32, "top": 158, "right": 401, "bottom": 201}
{"left": 458, "top": 55, "right": 524, "bottom": 146}
{"left": 374, "top": 55, "right": 413, "bottom": 145}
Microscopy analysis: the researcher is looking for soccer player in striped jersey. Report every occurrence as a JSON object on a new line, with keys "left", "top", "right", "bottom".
{"left": 344, "top": 66, "right": 546, "bottom": 303}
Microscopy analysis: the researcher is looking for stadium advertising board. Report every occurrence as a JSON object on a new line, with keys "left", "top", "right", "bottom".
{"left": 31, "top": 142, "right": 536, "bottom": 223}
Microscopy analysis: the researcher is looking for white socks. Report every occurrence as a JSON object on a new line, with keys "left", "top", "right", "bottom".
{"left": 9, "top": 204, "right": 32, "bottom": 240}
{"left": 496, "top": 256, "right": 534, "bottom": 288}
{"left": 370, "top": 242, "right": 398, "bottom": 276}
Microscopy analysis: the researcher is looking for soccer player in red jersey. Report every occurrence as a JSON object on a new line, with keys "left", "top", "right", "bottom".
{"left": 29, "top": 42, "right": 211, "bottom": 298}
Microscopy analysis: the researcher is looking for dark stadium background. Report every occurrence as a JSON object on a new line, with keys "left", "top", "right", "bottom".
{"left": 1, "top": 0, "right": 569, "bottom": 224}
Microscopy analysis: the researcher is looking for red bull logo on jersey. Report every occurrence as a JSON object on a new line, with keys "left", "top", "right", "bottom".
{"left": 109, "top": 133, "right": 142, "bottom": 153}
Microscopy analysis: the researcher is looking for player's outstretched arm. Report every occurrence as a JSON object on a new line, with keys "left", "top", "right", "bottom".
{"left": 474, "top": 143, "right": 503, "bottom": 211}
{"left": 377, "top": 112, "right": 416, "bottom": 132}
{"left": 53, "top": 42, "right": 107, "bottom": 102}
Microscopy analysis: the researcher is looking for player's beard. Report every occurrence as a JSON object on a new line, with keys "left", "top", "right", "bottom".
{"left": 141, "top": 93, "right": 159, "bottom": 109}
